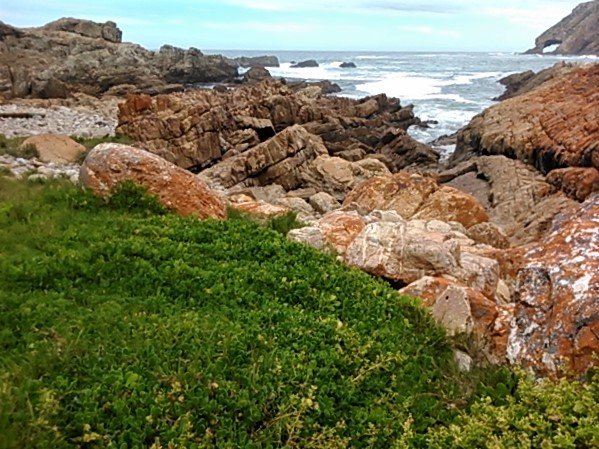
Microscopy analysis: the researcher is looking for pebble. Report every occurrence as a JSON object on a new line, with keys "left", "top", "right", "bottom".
{"left": 0, "top": 104, "right": 117, "bottom": 138}
{"left": 1, "top": 154, "right": 81, "bottom": 184}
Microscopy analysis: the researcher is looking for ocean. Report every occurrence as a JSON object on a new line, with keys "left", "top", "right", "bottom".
{"left": 212, "top": 50, "right": 597, "bottom": 148}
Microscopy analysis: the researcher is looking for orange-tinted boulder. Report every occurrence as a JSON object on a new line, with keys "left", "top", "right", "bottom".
{"left": 80, "top": 143, "right": 226, "bottom": 219}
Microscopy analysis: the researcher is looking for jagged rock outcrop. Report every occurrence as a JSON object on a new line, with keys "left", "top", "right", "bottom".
{"left": 493, "top": 63, "right": 576, "bottom": 101}
{"left": 440, "top": 156, "right": 579, "bottom": 245}
{"left": 525, "top": 1, "right": 599, "bottom": 55}
{"left": 117, "top": 80, "right": 438, "bottom": 179}
{"left": 80, "top": 143, "right": 227, "bottom": 219}
{"left": 0, "top": 18, "right": 237, "bottom": 99}
{"left": 451, "top": 64, "right": 599, "bottom": 174}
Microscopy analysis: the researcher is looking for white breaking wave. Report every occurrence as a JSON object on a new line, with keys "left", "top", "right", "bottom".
{"left": 355, "top": 73, "right": 479, "bottom": 102}
{"left": 269, "top": 62, "right": 344, "bottom": 80}
{"left": 355, "top": 55, "right": 389, "bottom": 60}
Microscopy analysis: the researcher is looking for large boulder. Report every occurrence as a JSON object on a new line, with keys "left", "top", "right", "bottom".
{"left": 20, "top": 134, "right": 85, "bottom": 164}
{"left": 505, "top": 193, "right": 599, "bottom": 375}
{"left": 242, "top": 67, "right": 272, "bottom": 84}
{"left": 344, "top": 214, "right": 500, "bottom": 294}
{"left": 301, "top": 156, "right": 390, "bottom": 201}
{"left": 452, "top": 64, "right": 599, "bottom": 173}
{"left": 525, "top": 1, "right": 599, "bottom": 55}
{"left": 80, "top": 143, "right": 227, "bottom": 219}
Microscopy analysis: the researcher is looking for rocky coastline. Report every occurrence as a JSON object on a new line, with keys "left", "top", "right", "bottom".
{"left": 1, "top": 16, "right": 598, "bottom": 377}
{"left": 525, "top": 0, "right": 599, "bottom": 55}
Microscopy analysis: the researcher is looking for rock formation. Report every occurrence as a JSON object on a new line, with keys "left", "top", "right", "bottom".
{"left": 229, "top": 55, "right": 280, "bottom": 68}
{"left": 116, "top": 79, "right": 437, "bottom": 182}
{"left": 451, "top": 64, "right": 599, "bottom": 174}
{"left": 80, "top": 143, "right": 227, "bottom": 219}
{"left": 291, "top": 60, "right": 319, "bottom": 68}
{"left": 493, "top": 62, "right": 576, "bottom": 101}
{"left": 525, "top": 0, "right": 599, "bottom": 55}
{"left": 0, "top": 18, "right": 238, "bottom": 99}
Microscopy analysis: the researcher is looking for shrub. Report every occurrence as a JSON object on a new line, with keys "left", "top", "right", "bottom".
{"left": 425, "top": 371, "right": 599, "bottom": 449}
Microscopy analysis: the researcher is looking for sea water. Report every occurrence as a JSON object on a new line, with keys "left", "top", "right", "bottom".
{"left": 213, "top": 50, "right": 597, "bottom": 146}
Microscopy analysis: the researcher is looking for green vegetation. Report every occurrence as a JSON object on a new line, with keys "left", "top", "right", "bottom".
{"left": 72, "top": 134, "right": 134, "bottom": 163}
{"left": 0, "top": 178, "right": 597, "bottom": 448}
{"left": 0, "top": 134, "right": 133, "bottom": 162}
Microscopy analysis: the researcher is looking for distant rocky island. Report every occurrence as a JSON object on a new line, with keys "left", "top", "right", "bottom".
{"left": 525, "top": 0, "right": 599, "bottom": 55}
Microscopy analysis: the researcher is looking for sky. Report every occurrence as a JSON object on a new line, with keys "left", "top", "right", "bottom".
{"left": 0, "top": 0, "right": 585, "bottom": 52}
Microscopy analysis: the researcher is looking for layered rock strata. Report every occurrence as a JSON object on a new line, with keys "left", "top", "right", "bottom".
{"left": 452, "top": 64, "right": 599, "bottom": 174}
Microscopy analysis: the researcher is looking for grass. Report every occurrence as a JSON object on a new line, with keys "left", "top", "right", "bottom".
{"left": 0, "top": 178, "right": 597, "bottom": 449}
{"left": 0, "top": 134, "right": 133, "bottom": 162}
{"left": 0, "top": 135, "right": 37, "bottom": 159}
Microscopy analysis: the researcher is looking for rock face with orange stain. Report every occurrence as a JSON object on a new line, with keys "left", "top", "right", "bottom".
{"left": 452, "top": 64, "right": 599, "bottom": 174}
{"left": 506, "top": 193, "right": 599, "bottom": 375}
{"left": 343, "top": 172, "right": 489, "bottom": 229}
{"left": 546, "top": 167, "right": 599, "bottom": 201}
{"left": 80, "top": 143, "right": 226, "bottom": 220}
{"left": 288, "top": 211, "right": 366, "bottom": 256}
{"left": 400, "top": 277, "right": 507, "bottom": 361}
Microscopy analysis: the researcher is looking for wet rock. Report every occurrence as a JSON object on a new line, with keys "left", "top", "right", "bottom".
{"left": 230, "top": 55, "right": 280, "bottom": 68}
{"left": 291, "top": 59, "right": 319, "bottom": 68}
{"left": 243, "top": 67, "right": 272, "bottom": 84}
{"left": 506, "top": 193, "right": 599, "bottom": 375}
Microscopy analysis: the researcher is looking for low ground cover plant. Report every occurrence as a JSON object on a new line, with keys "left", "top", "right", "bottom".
{"left": 0, "top": 178, "right": 596, "bottom": 448}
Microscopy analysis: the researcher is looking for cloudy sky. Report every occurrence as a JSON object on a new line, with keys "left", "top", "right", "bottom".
{"left": 0, "top": 0, "right": 584, "bottom": 51}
